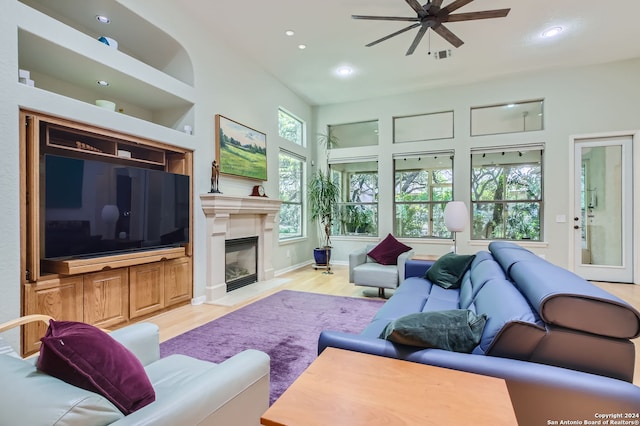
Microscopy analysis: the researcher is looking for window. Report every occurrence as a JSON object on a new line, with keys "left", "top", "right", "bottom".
{"left": 394, "top": 153, "right": 454, "bottom": 238}
{"left": 330, "top": 161, "right": 378, "bottom": 236}
{"left": 278, "top": 109, "right": 304, "bottom": 146}
{"left": 327, "top": 120, "right": 378, "bottom": 148}
{"left": 471, "top": 100, "right": 544, "bottom": 136}
{"left": 394, "top": 111, "right": 454, "bottom": 143}
{"left": 471, "top": 147, "right": 543, "bottom": 241}
{"left": 279, "top": 151, "right": 304, "bottom": 239}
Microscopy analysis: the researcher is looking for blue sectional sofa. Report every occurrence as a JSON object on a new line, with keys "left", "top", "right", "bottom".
{"left": 319, "top": 242, "right": 640, "bottom": 424}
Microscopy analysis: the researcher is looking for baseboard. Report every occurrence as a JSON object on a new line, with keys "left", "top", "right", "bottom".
{"left": 191, "top": 295, "right": 206, "bottom": 305}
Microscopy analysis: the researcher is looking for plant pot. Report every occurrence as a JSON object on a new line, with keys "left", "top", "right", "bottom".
{"left": 313, "top": 247, "right": 331, "bottom": 266}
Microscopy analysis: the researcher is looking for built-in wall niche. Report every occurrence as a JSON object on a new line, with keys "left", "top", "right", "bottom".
{"left": 328, "top": 120, "right": 379, "bottom": 148}
{"left": 18, "top": 0, "right": 194, "bottom": 85}
{"left": 471, "top": 100, "right": 544, "bottom": 136}
{"left": 394, "top": 111, "right": 454, "bottom": 143}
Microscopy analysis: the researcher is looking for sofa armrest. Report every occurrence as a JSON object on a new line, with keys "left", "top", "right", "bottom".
{"left": 348, "top": 247, "right": 368, "bottom": 282}
{"left": 397, "top": 250, "right": 414, "bottom": 284}
{"left": 110, "top": 322, "right": 160, "bottom": 366}
{"left": 404, "top": 259, "right": 434, "bottom": 279}
{"left": 114, "top": 349, "right": 270, "bottom": 426}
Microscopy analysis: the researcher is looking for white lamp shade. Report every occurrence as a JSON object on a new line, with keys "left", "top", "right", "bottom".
{"left": 101, "top": 204, "right": 120, "bottom": 223}
{"left": 444, "top": 201, "right": 468, "bottom": 232}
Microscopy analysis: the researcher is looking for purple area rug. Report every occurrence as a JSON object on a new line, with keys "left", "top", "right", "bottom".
{"left": 160, "top": 290, "right": 384, "bottom": 404}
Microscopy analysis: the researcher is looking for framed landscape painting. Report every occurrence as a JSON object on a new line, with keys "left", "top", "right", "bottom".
{"left": 215, "top": 114, "right": 267, "bottom": 181}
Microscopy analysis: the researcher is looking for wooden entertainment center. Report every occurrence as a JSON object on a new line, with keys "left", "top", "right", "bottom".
{"left": 19, "top": 111, "right": 194, "bottom": 356}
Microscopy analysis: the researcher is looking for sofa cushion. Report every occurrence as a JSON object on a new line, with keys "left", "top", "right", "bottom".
{"left": 352, "top": 262, "right": 400, "bottom": 289}
{"left": 37, "top": 320, "right": 156, "bottom": 415}
{"left": 367, "top": 233, "right": 412, "bottom": 265}
{"left": 1, "top": 354, "right": 123, "bottom": 426}
{"left": 426, "top": 252, "right": 475, "bottom": 289}
{"left": 380, "top": 309, "right": 487, "bottom": 353}
{"left": 459, "top": 251, "right": 504, "bottom": 309}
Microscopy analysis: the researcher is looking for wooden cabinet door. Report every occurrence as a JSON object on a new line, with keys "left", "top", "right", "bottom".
{"left": 130, "top": 262, "right": 164, "bottom": 319}
{"left": 22, "top": 276, "right": 84, "bottom": 355}
{"left": 83, "top": 269, "right": 129, "bottom": 328}
{"left": 164, "top": 257, "right": 192, "bottom": 306}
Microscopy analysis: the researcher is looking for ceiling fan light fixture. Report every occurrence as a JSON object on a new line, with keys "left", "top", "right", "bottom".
{"left": 542, "top": 26, "right": 563, "bottom": 38}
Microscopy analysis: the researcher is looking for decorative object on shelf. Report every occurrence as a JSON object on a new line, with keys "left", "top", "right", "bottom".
{"left": 75, "top": 141, "right": 103, "bottom": 153}
{"left": 183, "top": 125, "right": 193, "bottom": 135}
{"left": 444, "top": 201, "right": 469, "bottom": 253}
{"left": 98, "top": 36, "right": 118, "bottom": 49}
{"left": 209, "top": 160, "right": 221, "bottom": 194}
{"left": 215, "top": 115, "right": 267, "bottom": 181}
{"left": 117, "top": 149, "right": 131, "bottom": 158}
{"left": 95, "top": 100, "right": 116, "bottom": 111}
{"left": 18, "top": 69, "right": 35, "bottom": 86}
{"left": 250, "top": 185, "right": 266, "bottom": 197}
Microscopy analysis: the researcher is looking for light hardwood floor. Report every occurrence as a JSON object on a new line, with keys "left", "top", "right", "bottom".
{"left": 146, "top": 264, "right": 640, "bottom": 386}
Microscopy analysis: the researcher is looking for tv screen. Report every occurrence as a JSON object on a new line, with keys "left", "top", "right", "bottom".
{"left": 43, "top": 154, "right": 190, "bottom": 259}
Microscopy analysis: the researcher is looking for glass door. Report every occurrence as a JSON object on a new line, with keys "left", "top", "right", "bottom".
{"left": 574, "top": 137, "right": 633, "bottom": 282}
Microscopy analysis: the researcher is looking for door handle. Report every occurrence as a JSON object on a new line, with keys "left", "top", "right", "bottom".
{"left": 574, "top": 225, "right": 580, "bottom": 229}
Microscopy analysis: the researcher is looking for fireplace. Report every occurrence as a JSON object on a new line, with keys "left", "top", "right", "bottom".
{"left": 225, "top": 236, "right": 258, "bottom": 291}
{"left": 200, "top": 194, "right": 282, "bottom": 303}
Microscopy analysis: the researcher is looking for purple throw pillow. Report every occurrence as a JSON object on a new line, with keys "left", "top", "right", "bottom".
{"left": 367, "top": 233, "right": 412, "bottom": 265}
{"left": 37, "top": 320, "right": 155, "bottom": 415}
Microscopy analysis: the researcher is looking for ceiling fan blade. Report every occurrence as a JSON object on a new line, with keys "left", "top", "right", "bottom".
{"left": 406, "top": 25, "right": 429, "bottom": 56}
{"left": 405, "top": 0, "right": 427, "bottom": 17}
{"left": 432, "top": 23, "right": 464, "bottom": 48}
{"left": 445, "top": 9, "right": 510, "bottom": 22}
{"left": 365, "top": 23, "right": 421, "bottom": 47}
{"left": 441, "top": 0, "right": 474, "bottom": 15}
{"left": 352, "top": 15, "right": 420, "bottom": 22}
{"left": 431, "top": 0, "right": 445, "bottom": 7}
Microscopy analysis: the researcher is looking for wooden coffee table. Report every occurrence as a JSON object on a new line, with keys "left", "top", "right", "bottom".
{"left": 261, "top": 347, "right": 517, "bottom": 426}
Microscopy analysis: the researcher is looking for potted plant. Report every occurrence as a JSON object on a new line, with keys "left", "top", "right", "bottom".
{"left": 309, "top": 132, "right": 339, "bottom": 268}
{"left": 308, "top": 169, "right": 340, "bottom": 267}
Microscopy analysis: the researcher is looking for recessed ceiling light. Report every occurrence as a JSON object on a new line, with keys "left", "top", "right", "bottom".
{"left": 298, "top": 44, "right": 307, "bottom": 50}
{"left": 96, "top": 15, "right": 111, "bottom": 24}
{"left": 542, "top": 26, "right": 563, "bottom": 38}
{"left": 336, "top": 66, "right": 354, "bottom": 77}
{"left": 285, "top": 30, "right": 295, "bottom": 36}
{"left": 97, "top": 80, "right": 110, "bottom": 86}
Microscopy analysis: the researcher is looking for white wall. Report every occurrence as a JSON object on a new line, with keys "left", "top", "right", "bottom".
{"left": 315, "top": 58, "right": 640, "bottom": 268}
{"left": 0, "top": 1, "right": 317, "bottom": 348}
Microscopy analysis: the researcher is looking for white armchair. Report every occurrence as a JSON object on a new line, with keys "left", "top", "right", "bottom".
{"left": 349, "top": 243, "right": 414, "bottom": 297}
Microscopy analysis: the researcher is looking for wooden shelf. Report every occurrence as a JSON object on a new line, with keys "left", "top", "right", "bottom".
{"left": 41, "top": 246, "right": 186, "bottom": 276}
{"left": 45, "top": 122, "right": 167, "bottom": 166}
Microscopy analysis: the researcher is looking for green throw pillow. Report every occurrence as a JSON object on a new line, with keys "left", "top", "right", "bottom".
{"left": 426, "top": 253, "right": 475, "bottom": 289}
{"left": 379, "top": 310, "right": 487, "bottom": 353}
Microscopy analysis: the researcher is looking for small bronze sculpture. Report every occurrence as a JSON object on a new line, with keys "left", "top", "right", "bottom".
{"left": 210, "top": 160, "right": 221, "bottom": 193}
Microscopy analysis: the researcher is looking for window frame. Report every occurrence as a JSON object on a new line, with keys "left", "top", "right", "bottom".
{"left": 470, "top": 145, "right": 544, "bottom": 241}
{"left": 278, "top": 150, "right": 305, "bottom": 241}
{"left": 329, "top": 159, "right": 379, "bottom": 237}
{"left": 393, "top": 152, "right": 454, "bottom": 239}
{"left": 278, "top": 108, "right": 305, "bottom": 147}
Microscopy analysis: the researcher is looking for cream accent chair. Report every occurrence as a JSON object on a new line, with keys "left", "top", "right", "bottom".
{"left": 0, "top": 315, "right": 270, "bottom": 426}
{"left": 349, "top": 244, "right": 414, "bottom": 298}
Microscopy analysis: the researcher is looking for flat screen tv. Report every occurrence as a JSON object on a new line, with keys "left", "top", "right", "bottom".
{"left": 43, "top": 154, "right": 190, "bottom": 260}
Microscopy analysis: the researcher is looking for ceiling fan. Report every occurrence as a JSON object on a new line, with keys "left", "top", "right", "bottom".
{"left": 352, "top": 0, "right": 510, "bottom": 56}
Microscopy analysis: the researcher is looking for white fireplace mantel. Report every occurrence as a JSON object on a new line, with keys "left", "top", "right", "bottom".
{"left": 200, "top": 193, "right": 282, "bottom": 303}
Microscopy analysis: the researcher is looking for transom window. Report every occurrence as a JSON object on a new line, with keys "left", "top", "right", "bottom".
{"left": 471, "top": 147, "right": 544, "bottom": 241}
{"left": 278, "top": 109, "right": 304, "bottom": 146}
{"left": 278, "top": 151, "right": 304, "bottom": 240}
{"left": 394, "top": 153, "right": 453, "bottom": 238}
{"left": 330, "top": 160, "right": 378, "bottom": 236}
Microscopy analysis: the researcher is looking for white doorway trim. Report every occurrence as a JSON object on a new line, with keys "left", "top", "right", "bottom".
{"left": 568, "top": 130, "right": 640, "bottom": 284}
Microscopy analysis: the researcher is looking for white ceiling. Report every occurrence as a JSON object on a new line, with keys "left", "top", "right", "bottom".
{"left": 183, "top": 0, "right": 640, "bottom": 106}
